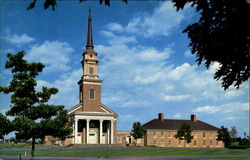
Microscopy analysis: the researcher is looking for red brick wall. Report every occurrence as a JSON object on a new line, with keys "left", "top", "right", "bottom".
{"left": 144, "top": 130, "right": 224, "bottom": 148}
{"left": 81, "top": 83, "right": 104, "bottom": 112}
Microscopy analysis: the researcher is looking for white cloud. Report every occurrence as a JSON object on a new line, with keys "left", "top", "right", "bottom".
{"left": 193, "top": 102, "right": 249, "bottom": 114}
{"left": 123, "top": 1, "right": 185, "bottom": 37}
{"left": 173, "top": 113, "right": 182, "bottom": 118}
{"left": 6, "top": 33, "right": 34, "bottom": 45}
{"left": 193, "top": 106, "right": 219, "bottom": 114}
{"left": 164, "top": 94, "right": 191, "bottom": 101}
{"left": 137, "top": 47, "right": 172, "bottom": 62}
{"left": 184, "top": 50, "right": 194, "bottom": 58}
{"left": 168, "top": 63, "right": 191, "bottom": 80}
{"left": 100, "top": 30, "right": 136, "bottom": 45}
{"left": 26, "top": 41, "right": 74, "bottom": 73}
{"left": 107, "top": 23, "right": 123, "bottom": 32}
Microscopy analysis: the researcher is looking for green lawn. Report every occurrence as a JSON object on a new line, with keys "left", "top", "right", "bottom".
{"left": 0, "top": 147, "right": 249, "bottom": 157}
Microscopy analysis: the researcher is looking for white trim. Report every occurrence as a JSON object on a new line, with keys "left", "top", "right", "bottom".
{"left": 75, "top": 115, "right": 116, "bottom": 121}
{"left": 111, "top": 120, "right": 114, "bottom": 144}
{"left": 89, "top": 89, "right": 95, "bottom": 100}
{"left": 68, "top": 104, "right": 83, "bottom": 114}
{"left": 99, "top": 120, "right": 103, "bottom": 144}
{"left": 100, "top": 106, "right": 111, "bottom": 113}
{"left": 83, "top": 81, "right": 101, "bottom": 85}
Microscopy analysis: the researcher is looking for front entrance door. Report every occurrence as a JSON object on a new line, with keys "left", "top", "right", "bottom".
{"left": 89, "top": 130, "right": 97, "bottom": 144}
{"left": 77, "top": 133, "right": 82, "bottom": 144}
{"left": 101, "top": 134, "right": 106, "bottom": 144}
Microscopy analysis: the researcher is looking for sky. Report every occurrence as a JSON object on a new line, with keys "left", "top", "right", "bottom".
{"left": 0, "top": 0, "right": 249, "bottom": 138}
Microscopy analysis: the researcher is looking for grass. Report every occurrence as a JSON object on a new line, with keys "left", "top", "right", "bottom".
{"left": 0, "top": 147, "right": 249, "bottom": 157}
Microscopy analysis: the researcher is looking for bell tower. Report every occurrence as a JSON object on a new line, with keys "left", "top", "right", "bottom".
{"left": 78, "top": 8, "right": 103, "bottom": 112}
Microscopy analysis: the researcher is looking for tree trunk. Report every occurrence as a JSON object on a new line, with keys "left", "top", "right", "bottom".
{"left": 31, "top": 137, "right": 35, "bottom": 159}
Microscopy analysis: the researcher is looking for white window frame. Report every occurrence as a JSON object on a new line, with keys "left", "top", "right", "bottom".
{"left": 168, "top": 131, "right": 172, "bottom": 138}
{"left": 89, "top": 89, "right": 95, "bottom": 100}
{"left": 117, "top": 136, "right": 122, "bottom": 143}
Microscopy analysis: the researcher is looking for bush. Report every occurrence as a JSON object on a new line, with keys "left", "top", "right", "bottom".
{"left": 228, "top": 145, "right": 247, "bottom": 149}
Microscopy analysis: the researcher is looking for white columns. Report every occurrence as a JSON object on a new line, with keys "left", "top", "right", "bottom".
{"left": 107, "top": 123, "right": 110, "bottom": 144}
{"left": 86, "top": 119, "right": 90, "bottom": 144}
{"left": 74, "top": 118, "right": 78, "bottom": 144}
{"left": 110, "top": 120, "right": 114, "bottom": 144}
{"left": 99, "top": 120, "right": 103, "bottom": 144}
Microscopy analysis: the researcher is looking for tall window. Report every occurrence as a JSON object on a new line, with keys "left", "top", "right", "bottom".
{"left": 178, "top": 140, "right": 181, "bottom": 146}
{"left": 160, "top": 140, "right": 165, "bottom": 147}
{"left": 168, "top": 140, "right": 171, "bottom": 147}
{"left": 194, "top": 141, "right": 197, "bottom": 146}
{"left": 168, "top": 131, "right": 172, "bottom": 138}
{"left": 117, "top": 136, "right": 122, "bottom": 143}
{"left": 89, "top": 67, "right": 94, "bottom": 75}
{"left": 153, "top": 131, "right": 157, "bottom": 138}
{"left": 193, "top": 132, "right": 197, "bottom": 139}
{"left": 203, "top": 132, "right": 206, "bottom": 138}
{"left": 203, "top": 140, "right": 206, "bottom": 146}
{"left": 161, "top": 131, "right": 164, "bottom": 138}
{"left": 210, "top": 132, "right": 213, "bottom": 139}
{"left": 89, "top": 89, "right": 95, "bottom": 99}
{"left": 210, "top": 141, "right": 212, "bottom": 146}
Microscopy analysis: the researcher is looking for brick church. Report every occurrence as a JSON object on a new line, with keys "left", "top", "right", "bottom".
{"left": 45, "top": 11, "right": 224, "bottom": 148}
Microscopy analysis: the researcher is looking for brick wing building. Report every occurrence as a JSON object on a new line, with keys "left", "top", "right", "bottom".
{"left": 116, "top": 113, "right": 224, "bottom": 148}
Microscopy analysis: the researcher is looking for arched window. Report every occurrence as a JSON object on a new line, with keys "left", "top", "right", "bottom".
{"left": 89, "top": 89, "right": 95, "bottom": 99}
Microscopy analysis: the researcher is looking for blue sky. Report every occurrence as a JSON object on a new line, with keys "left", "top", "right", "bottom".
{"left": 0, "top": 1, "right": 249, "bottom": 138}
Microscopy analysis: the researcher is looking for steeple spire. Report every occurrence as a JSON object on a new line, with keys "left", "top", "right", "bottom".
{"left": 86, "top": 7, "right": 94, "bottom": 50}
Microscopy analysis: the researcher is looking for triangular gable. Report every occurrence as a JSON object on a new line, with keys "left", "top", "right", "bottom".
{"left": 67, "top": 103, "right": 119, "bottom": 118}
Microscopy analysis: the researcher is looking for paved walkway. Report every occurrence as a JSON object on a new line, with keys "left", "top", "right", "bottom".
{"left": 0, "top": 155, "right": 249, "bottom": 160}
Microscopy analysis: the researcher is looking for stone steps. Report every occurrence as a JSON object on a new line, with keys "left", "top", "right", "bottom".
{"left": 71, "top": 144, "right": 117, "bottom": 148}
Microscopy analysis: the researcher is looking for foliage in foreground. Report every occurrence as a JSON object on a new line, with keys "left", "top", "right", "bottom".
{"left": 0, "top": 113, "right": 12, "bottom": 139}
{"left": 175, "top": 122, "right": 193, "bottom": 147}
{"left": 0, "top": 51, "right": 72, "bottom": 158}
{"left": 131, "top": 122, "right": 146, "bottom": 146}
{"left": 217, "top": 126, "right": 231, "bottom": 148}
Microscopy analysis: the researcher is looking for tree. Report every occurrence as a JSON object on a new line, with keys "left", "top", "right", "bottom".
{"left": 217, "top": 126, "right": 231, "bottom": 148}
{"left": 26, "top": 0, "right": 128, "bottom": 10}
{"left": 0, "top": 113, "right": 12, "bottom": 141}
{"left": 174, "top": 122, "right": 193, "bottom": 147}
{"left": 229, "top": 126, "right": 238, "bottom": 139}
{"left": 131, "top": 122, "right": 146, "bottom": 146}
{"left": 172, "top": 0, "right": 249, "bottom": 90}
{"left": 0, "top": 51, "right": 72, "bottom": 159}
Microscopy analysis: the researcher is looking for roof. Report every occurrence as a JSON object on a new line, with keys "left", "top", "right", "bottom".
{"left": 142, "top": 119, "right": 219, "bottom": 131}
{"left": 67, "top": 103, "right": 119, "bottom": 118}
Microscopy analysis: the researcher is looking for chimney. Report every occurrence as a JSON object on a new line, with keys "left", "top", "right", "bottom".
{"left": 191, "top": 114, "right": 196, "bottom": 122}
{"left": 158, "top": 113, "right": 164, "bottom": 121}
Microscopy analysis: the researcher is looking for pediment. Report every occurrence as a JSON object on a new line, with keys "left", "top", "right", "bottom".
{"left": 67, "top": 103, "right": 118, "bottom": 118}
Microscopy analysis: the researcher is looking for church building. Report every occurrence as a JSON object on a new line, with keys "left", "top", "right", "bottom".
{"left": 65, "top": 10, "right": 118, "bottom": 145}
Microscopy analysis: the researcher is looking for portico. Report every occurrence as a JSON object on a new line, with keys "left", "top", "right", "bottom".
{"left": 70, "top": 112, "right": 117, "bottom": 144}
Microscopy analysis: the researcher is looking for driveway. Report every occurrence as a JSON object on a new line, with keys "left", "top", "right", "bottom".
{"left": 0, "top": 155, "right": 249, "bottom": 160}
